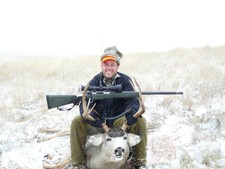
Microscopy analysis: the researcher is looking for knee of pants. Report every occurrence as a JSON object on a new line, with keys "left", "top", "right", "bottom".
{"left": 71, "top": 115, "right": 84, "bottom": 129}
{"left": 129, "top": 117, "right": 147, "bottom": 136}
{"left": 137, "top": 117, "right": 147, "bottom": 129}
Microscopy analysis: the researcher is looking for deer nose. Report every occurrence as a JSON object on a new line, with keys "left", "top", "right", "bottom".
{"left": 115, "top": 147, "right": 125, "bottom": 156}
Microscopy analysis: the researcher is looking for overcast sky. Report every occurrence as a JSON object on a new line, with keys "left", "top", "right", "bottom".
{"left": 0, "top": 0, "right": 225, "bottom": 56}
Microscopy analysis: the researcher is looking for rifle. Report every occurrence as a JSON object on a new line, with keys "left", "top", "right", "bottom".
{"left": 46, "top": 85, "right": 183, "bottom": 110}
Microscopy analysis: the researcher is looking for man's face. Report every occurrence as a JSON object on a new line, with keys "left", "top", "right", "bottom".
{"left": 101, "top": 60, "right": 119, "bottom": 79}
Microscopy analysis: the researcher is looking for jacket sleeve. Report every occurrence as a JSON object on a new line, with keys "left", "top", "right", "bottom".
{"left": 122, "top": 76, "right": 140, "bottom": 126}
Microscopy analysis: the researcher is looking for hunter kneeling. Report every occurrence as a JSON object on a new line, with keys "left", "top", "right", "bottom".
{"left": 70, "top": 46, "right": 147, "bottom": 169}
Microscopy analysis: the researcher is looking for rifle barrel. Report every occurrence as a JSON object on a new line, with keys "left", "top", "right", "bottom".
{"left": 142, "top": 91, "right": 183, "bottom": 95}
{"left": 90, "top": 91, "right": 183, "bottom": 100}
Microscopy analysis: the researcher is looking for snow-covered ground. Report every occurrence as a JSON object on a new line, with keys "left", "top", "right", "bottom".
{"left": 1, "top": 46, "right": 225, "bottom": 169}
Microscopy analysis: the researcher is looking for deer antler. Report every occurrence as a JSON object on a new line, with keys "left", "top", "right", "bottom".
{"left": 102, "top": 121, "right": 110, "bottom": 132}
{"left": 82, "top": 81, "right": 96, "bottom": 121}
{"left": 121, "top": 120, "right": 130, "bottom": 131}
{"left": 130, "top": 77, "right": 145, "bottom": 118}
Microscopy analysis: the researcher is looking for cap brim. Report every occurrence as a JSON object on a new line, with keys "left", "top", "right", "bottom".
{"left": 101, "top": 55, "right": 116, "bottom": 62}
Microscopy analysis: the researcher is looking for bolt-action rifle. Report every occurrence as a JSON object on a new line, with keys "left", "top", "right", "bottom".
{"left": 46, "top": 84, "right": 183, "bottom": 110}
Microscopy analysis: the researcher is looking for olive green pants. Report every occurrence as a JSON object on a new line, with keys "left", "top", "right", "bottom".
{"left": 70, "top": 115, "right": 147, "bottom": 165}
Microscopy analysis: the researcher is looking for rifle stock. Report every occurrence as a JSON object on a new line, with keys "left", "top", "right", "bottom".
{"left": 46, "top": 91, "right": 183, "bottom": 109}
{"left": 46, "top": 95, "right": 81, "bottom": 109}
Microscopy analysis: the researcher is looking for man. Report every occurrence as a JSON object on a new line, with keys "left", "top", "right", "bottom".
{"left": 70, "top": 46, "right": 147, "bottom": 169}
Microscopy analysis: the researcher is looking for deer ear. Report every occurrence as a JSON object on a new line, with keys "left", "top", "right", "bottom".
{"left": 87, "top": 134, "right": 104, "bottom": 146}
{"left": 127, "top": 133, "right": 141, "bottom": 147}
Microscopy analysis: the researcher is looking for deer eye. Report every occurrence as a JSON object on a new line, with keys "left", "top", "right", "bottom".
{"left": 106, "top": 138, "right": 112, "bottom": 141}
{"left": 123, "top": 136, "right": 127, "bottom": 140}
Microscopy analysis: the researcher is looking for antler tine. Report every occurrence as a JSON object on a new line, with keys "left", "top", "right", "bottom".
{"left": 121, "top": 120, "right": 129, "bottom": 131}
{"left": 129, "top": 79, "right": 136, "bottom": 91}
{"left": 131, "top": 76, "right": 145, "bottom": 118}
{"left": 82, "top": 81, "right": 96, "bottom": 121}
{"left": 102, "top": 121, "right": 110, "bottom": 133}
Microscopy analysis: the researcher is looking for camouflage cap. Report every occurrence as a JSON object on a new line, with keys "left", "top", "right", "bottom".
{"left": 100, "top": 46, "right": 123, "bottom": 64}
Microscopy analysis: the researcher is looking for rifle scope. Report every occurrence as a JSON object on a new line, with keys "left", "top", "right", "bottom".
{"left": 81, "top": 84, "right": 122, "bottom": 92}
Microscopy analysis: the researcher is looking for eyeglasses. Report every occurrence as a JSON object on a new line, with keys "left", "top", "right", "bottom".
{"left": 102, "top": 63, "right": 118, "bottom": 68}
